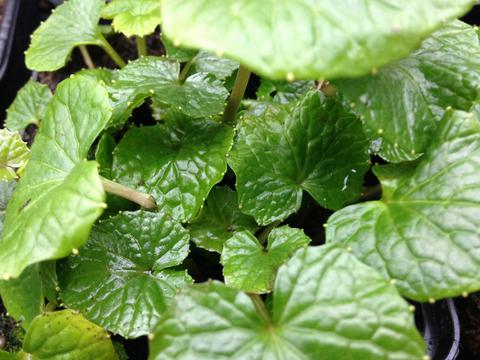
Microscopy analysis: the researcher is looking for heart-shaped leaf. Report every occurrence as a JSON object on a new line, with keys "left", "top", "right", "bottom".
{"left": 23, "top": 310, "right": 117, "bottom": 360}
{"left": 221, "top": 226, "right": 310, "bottom": 293}
{"left": 59, "top": 210, "right": 191, "bottom": 338}
{"left": 188, "top": 186, "right": 258, "bottom": 253}
{"left": 101, "top": 0, "right": 162, "bottom": 37}
{"left": 229, "top": 91, "right": 370, "bottom": 225}
{"left": 0, "top": 76, "right": 111, "bottom": 279}
{"left": 335, "top": 21, "right": 480, "bottom": 162}
{"left": 112, "top": 119, "right": 233, "bottom": 222}
{"left": 108, "top": 56, "right": 228, "bottom": 127}
{"left": 0, "top": 130, "right": 30, "bottom": 181}
{"left": 149, "top": 245, "right": 425, "bottom": 359}
{"left": 5, "top": 80, "right": 52, "bottom": 131}
{"left": 327, "top": 109, "right": 480, "bottom": 301}
{"left": 26, "top": 0, "right": 104, "bottom": 71}
{"left": 161, "top": 0, "right": 474, "bottom": 80}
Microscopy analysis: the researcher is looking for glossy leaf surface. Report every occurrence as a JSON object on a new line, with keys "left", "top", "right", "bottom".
{"left": 162, "top": 0, "right": 474, "bottom": 80}
{"left": 327, "top": 110, "right": 480, "bottom": 301}
{"left": 229, "top": 91, "right": 370, "bottom": 225}
{"left": 5, "top": 80, "right": 52, "bottom": 131}
{"left": 112, "top": 120, "right": 233, "bottom": 222}
{"left": 221, "top": 226, "right": 310, "bottom": 293}
{"left": 335, "top": 21, "right": 480, "bottom": 162}
{"left": 23, "top": 310, "right": 117, "bottom": 360}
{"left": 26, "top": 0, "right": 104, "bottom": 71}
{"left": 0, "top": 77, "right": 111, "bottom": 279}
{"left": 109, "top": 56, "right": 228, "bottom": 127}
{"left": 150, "top": 245, "right": 425, "bottom": 359}
{"left": 59, "top": 210, "right": 191, "bottom": 338}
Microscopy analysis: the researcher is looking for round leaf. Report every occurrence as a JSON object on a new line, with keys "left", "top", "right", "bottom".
{"left": 161, "top": 0, "right": 474, "bottom": 80}
{"left": 327, "top": 109, "right": 480, "bottom": 301}
{"left": 149, "top": 245, "right": 425, "bottom": 359}
{"left": 221, "top": 226, "right": 310, "bottom": 293}
{"left": 112, "top": 119, "right": 233, "bottom": 222}
{"left": 0, "top": 130, "right": 29, "bottom": 181}
{"left": 229, "top": 91, "right": 370, "bottom": 225}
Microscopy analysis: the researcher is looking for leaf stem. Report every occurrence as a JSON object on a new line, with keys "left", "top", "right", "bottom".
{"left": 249, "top": 294, "right": 271, "bottom": 323}
{"left": 101, "top": 178, "right": 157, "bottom": 210}
{"left": 222, "top": 65, "right": 251, "bottom": 124}
{"left": 98, "top": 34, "right": 127, "bottom": 68}
{"left": 178, "top": 58, "right": 194, "bottom": 84}
{"left": 258, "top": 220, "right": 281, "bottom": 246}
{"left": 79, "top": 45, "right": 95, "bottom": 69}
{"left": 136, "top": 36, "right": 148, "bottom": 57}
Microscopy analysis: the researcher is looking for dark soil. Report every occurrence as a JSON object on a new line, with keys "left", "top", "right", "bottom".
{"left": 0, "top": 0, "right": 6, "bottom": 24}
{"left": 0, "top": 300, "right": 24, "bottom": 352}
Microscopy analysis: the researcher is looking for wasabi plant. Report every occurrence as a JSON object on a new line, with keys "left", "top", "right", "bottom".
{"left": 1, "top": 0, "right": 480, "bottom": 359}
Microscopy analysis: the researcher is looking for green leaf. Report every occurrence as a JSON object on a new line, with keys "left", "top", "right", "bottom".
{"left": 108, "top": 56, "right": 228, "bottom": 127}
{"left": 25, "top": 0, "right": 104, "bottom": 71}
{"left": 0, "top": 263, "right": 55, "bottom": 329}
{"left": 95, "top": 133, "right": 116, "bottom": 178}
{"left": 78, "top": 68, "right": 114, "bottom": 85}
{"left": 0, "top": 130, "right": 30, "bottom": 181}
{"left": 23, "top": 310, "right": 117, "bottom": 360}
{"left": 335, "top": 21, "right": 480, "bottom": 162}
{"left": 161, "top": 0, "right": 474, "bottom": 80}
{"left": 229, "top": 91, "right": 370, "bottom": 225}
{"left": 221, "top": 226, "right": 310, "bottom": 293}
{"left": 327, "top": 109, "right": 480, "bottom": 301}
{"left": 112, "top": 119, "right": 233, "bottom": 222}
{"left": 188, "top": 186, "right": 258, "bottom": 253}
{"left": 102, "top": 0, "right": 161, "bottom": 37}
{"left": 0, "top": 76, "right": 111, "bottom": 279}
{"left": 58, "top": 210, "right": 191, "bottom": 338}
{"left": 149, "top": 245, "right": 425, "bottom": 359}
{"left": 0, "top": 181, "right": 16, "bottom": 235}
{"left": 5, "top": 80, "right": 52, "bottom": 131}
{"left": 256, "top": 79, "right": 315, "bottom": 105}
{"left": 193, "top": 51, "right": 239, "bottom": 81}
{"left": 162, "top": 36, "right": 197, "bottom": 62}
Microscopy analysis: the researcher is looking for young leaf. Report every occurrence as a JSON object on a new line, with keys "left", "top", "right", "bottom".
{"left": 327, "top": 109, "right": 480, "bottom": 301}
{"left": 0, "top": 130, "right": 30, "bottom": 181}
{"left": 5, "top": 80, "right": 52, "bottom": 131}
{"left": 229, "top": 91, "right": 370, "bottom": 225}
{"left": 0, "top": 263, "right": 54, "bottom": 329}
{"left": 108, "top": 56, "right": 228, "bottom": 127}
{"left": 25, "top": 0, "right": 104, "bottom": 71}
{"left": 23, "top": 310, "right": 117, "bottom": 360}
{"left": 102, "top": 0, "right": 162, "bottom": 37}
{"left": 150, "top": 245, "right": 425, "bottom": 359}
{"left": 161, "top": 0, "right": 474, "bottom": 80}
{"left": 256, "top": 79, "right": 316, "bottom": 105}
{"left": 221, "top": 226, "right": 310, "bottom": 293}
{"left": 112, "top": 119, "right": 233, "bottom": 222}
{"left": 59, "top": 210, "right": 191, "bottom": 338}
{"left": 0, "top": 76, "right": 111, "bottom": 279}
{"left": 188, "top": 186, "right": 258, "bottom": 253}
{"left": 335, "top": 21, "right": 480, "bottom": 162}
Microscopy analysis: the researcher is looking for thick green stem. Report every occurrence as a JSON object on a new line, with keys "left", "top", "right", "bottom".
{"left": 258, "top": 220, "right": 281, "bottom": 246}
{"left": 101, "top": 178, "right": 156, "bottom": 210}
{"left": 79, "top": 45, "right": 95, "bottom": 69}
{"left": 136, "top": 36, "right": 148, "bottom": 57}
{"left": 98, "top": 34, "right": 126, "bottom": 68}
{"left": 249, "top": 294, "right": 271, "bottom": 323}
{"left": 178, "top": 58, "right": 194, "bottom": 84}
{"left": 222, "top": 65, "right": 251, "bottom": 124}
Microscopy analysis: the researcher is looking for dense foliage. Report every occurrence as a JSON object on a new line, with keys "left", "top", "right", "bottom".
{"left": 1, "top": 0, "right": 479, "bottom": 358}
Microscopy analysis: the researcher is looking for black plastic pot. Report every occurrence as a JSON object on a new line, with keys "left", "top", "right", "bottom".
{"left": 0, "top": 0, "right": 40, "bottom": 123}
